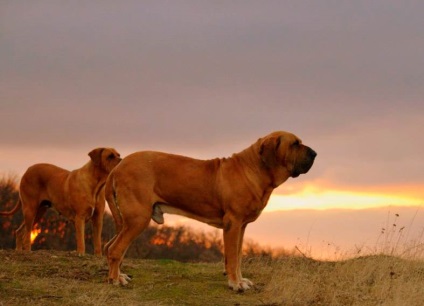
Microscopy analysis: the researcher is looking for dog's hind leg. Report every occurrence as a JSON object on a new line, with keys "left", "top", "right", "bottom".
{"left": 15, "top": 222, "right": 26, "bottom": 251}
{"left": 104, "top": 174, "right": 122, "bottom": 257}
{"left": 104, "top": 235, "right": 117, "bottom": 258}
{"left": 107, "top": 211, "right": 151, "bottom": 286}
{"left": 18, "top": 199, "right": 44, "bottom": 251}
{"left": 16, "top": 201, "right": 49, "bottom": 251}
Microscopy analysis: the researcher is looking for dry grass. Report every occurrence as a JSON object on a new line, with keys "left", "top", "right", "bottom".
{"left": 250, "top": 254, "right": 424, "bottom": 306}
{"left": 1, "top": 249, "right": 424, "bottom": 306}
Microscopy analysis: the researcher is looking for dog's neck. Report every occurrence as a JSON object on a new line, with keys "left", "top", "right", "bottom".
{"left": 227, "top": 143, "right": 275, "bottom": 207}
{"left": 233, "top": 140, "right": 291, "bottom": 190}
{"left": 78, "top": 161, "right": 109, "bottom": 200}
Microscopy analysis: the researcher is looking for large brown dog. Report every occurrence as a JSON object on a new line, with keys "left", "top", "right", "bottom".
{"left": 0, "top": 148, "right": 121, "bottom": 255}
{"left": 104, "top": 131, "right": 316, "bottom": 291}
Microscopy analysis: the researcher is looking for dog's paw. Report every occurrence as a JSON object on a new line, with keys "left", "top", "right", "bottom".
{"left": 120, "top": 273, "right": 132, "bottom": 282}
{"left": 118, "top": 275, "right": 129, "bottom": 286}
{"left": 241, "top": 278, "right": 254, "bottom": 287}
{"left": 118, "top": 273, "right": 132, "bottom": 286}
{"left": 109, "top": 273, "right": 132, "bottom": 286}
{"left": 228, "top": 278, "right": 253, "bottom": 292}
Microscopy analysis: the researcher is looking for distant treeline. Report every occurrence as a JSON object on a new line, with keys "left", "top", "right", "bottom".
{"left": 0, "top": 175, "right": 283, "bottom": 262}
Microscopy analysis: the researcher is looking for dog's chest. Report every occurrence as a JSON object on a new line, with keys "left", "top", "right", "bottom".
{"left": 243, "top": 206, "right": 264, "bottom": 223}
{"left": 242, "top": 190, "right": 273, "bottom": 223}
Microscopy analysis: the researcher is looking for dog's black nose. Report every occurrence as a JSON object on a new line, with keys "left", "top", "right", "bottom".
{"left": 309, "top": 148, "right": 317, "bottom": 158}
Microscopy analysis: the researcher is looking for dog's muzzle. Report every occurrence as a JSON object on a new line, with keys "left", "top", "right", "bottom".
{"left": 291, "top": 147, "right": 317, "bottom": 178}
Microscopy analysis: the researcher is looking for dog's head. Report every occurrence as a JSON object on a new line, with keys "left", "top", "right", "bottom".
{"left": 88, "top": 148, "right": 121, "bottom": 173}
{"left": 259, "top": 131, "right": 316, "bottom": 178}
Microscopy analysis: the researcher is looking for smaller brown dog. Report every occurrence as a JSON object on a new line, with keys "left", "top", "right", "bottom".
{"left": 0, "top": 148, "right": 121, "bottom": 255}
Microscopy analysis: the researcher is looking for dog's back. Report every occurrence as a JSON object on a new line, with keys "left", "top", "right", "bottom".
{"left": 20, "top": 163, "right": 70, "bottom": 206}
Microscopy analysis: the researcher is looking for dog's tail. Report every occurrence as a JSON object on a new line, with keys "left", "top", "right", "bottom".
{"left": 105, "top": 172, "right": 124, "bottom": 233}
{"left": 0, "top": 198, "right": 22, "bottom": 216}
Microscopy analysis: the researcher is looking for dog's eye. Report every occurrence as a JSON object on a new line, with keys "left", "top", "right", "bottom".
{"left": 293, "top": 140, "right": 300, "bottom": 146}
{"left": 107, "top": 154, "right": 115, "bottom": 160}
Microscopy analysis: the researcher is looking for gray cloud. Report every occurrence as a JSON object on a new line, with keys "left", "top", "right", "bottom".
{"left": 1, "top": 1, "right": 423, "bottom": 188}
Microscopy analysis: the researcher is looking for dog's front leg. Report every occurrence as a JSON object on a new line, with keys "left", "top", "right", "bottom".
{"left": 223, "top": 215, "right": 252, "bottom": 292}
{"left": 74, "top": 215, "right": 86, "bottom": 255}
{"left": 237, "top": 224, "right": 253, "bottom": 288}
{"left": 91, "top": 208, "right": 103, "bottom": 256}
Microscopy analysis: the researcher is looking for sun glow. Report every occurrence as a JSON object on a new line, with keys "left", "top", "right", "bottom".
{"left": 30, "top": 229, "right": 41, "bottom": 244}
{"left": 265, "top": 185, "right": 423, "bottom": 212}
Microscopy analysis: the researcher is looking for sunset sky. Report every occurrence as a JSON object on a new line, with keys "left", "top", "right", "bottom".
{"left": 1, "top": 1, "right": 423, "bottom": 256}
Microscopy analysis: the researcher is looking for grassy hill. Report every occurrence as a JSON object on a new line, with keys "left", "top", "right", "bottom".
{"left": 1, "top": 249, "right": 424, "bottom": 305}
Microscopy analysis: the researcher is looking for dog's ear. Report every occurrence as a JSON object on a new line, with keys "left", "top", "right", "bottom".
{"left": 259, "top": 135, "right": 281, "bottom": 168}
{"left": 88, "top": 148, "right": 104, "bottom": 166}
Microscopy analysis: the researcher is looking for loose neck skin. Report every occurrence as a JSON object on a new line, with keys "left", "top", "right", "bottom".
{"left": 224, "top": 142, "right": 275, "bottom": 205}
{"left": 234, "top": 139, "right": 292, "bottom": 188}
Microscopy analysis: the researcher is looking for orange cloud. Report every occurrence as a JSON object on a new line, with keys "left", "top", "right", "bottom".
{"left": 267, "top": 183, "right": 423, "bottom": 211}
